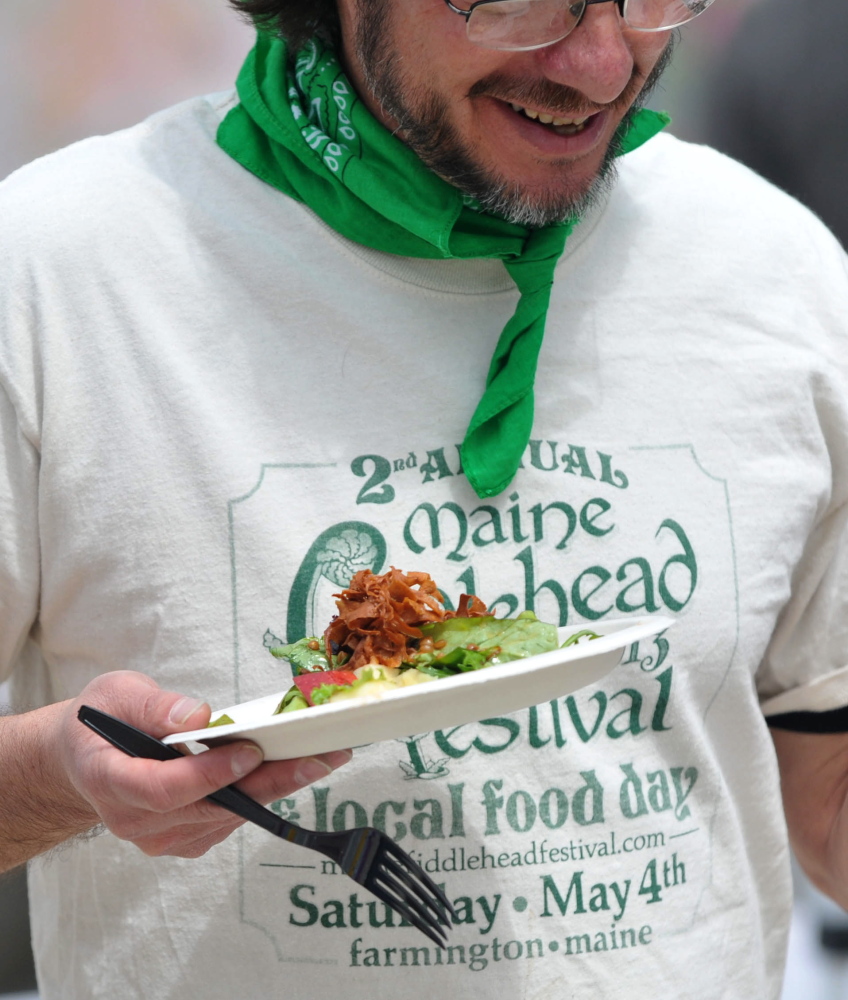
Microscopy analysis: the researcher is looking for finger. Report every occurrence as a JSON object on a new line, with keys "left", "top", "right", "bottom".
{"left": 100, "top": 799, "right": 232, "bottom": 841}
{"left": 75, "top": 670, "right": 213, "bottom": 739}
{"left": 130, "top": 678, "right": 213, "bottom": 737}
{"left": 104, "top": 742, "right": 352, "bottom": 815}
{"left": 121, "top": 813, "right": 245, "bottom": 857}
{"left": 95, "top": 747, "right": 354, "bottom": 854}
{"left": 165, "top": 827, "right": 244, "bottom": 860}
{"left": 119, "top": 749, "right": 354, "bottom": 832}
{"left": 236, "top": 749, "right": 354, "bottom": 803}
{"left": 145, "top": 750, "right": 352, "bottom": 853}
{"left": 103, "top": 740, "right": 268, "bottom": 813}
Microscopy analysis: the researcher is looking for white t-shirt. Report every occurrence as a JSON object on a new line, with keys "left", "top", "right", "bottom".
{"left": 2, "top": 91, "right": 848, "bottom": 1000}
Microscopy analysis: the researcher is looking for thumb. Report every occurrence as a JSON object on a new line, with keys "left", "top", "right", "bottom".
{"left": 141, "top": 689, "right": 213, "bottom": 740}
{"left": 77, "top": 671, "right": 213, "bottom": 739}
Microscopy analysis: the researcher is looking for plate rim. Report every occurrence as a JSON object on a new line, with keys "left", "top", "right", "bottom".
{"left": 163, "top": 613, "right": 674, "bottom": 746}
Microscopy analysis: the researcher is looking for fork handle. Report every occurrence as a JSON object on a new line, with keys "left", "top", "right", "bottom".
{"left": 78, "top": 705, "right": 301, "bottom": 842}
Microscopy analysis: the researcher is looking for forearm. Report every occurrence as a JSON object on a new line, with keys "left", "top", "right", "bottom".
{"left": 772, "top": 727, "right": 848, "bottom": 908}
{"left": 0, "top": 701, "right": 99, "bottom": 873}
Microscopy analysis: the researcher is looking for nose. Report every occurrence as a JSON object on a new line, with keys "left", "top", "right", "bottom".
{"left": 534, "top": 0, "right": 636, "bottom": 105}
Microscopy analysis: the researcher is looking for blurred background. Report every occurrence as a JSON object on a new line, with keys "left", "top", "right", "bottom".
{"left": 0, "top": 0, "right": 846, "bottom": 996}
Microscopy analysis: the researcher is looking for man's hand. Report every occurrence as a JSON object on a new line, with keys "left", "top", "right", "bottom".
{"left": 0, "top": 670, "right": 352, "bottom": 872}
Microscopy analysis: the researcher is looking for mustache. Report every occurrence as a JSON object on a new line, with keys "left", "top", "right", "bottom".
{"left": 469, "top": 75, "right": 628, "bottom": 115}
{"left": 467, "top": 36, "right": 675, "bottom": 117}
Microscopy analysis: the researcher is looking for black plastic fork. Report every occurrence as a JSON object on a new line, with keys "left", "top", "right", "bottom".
{"left": 78, "top": 705, "right": 455, "bottom": 947}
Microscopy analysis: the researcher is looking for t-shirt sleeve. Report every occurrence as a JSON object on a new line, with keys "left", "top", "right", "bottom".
{"left": 0, "top": 376, "right": 40, "bottom": 684}
{"left": 757, "top": 501, "right": 848, "bottom": 717}
{"left": 0, "top": 160, "right": 49, "bottom": 682}
{"left": 0, "top": 182, "right": 42, "bottom": 684}
{"left": 755, "top": 237, "right": 848, "bottom": 717}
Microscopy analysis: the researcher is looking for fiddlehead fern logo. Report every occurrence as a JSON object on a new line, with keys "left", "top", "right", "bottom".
{"left": 283, "top": 522, "right": 387, "bottom": 643}
{"left": 315, "top": 528, "right": 383, "bottom": 588}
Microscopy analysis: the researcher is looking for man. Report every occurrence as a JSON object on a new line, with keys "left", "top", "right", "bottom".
{"left": 1, "top": 0, "right": 847, "bottom": 997}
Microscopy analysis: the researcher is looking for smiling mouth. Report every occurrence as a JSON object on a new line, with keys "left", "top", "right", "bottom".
{"left": 507, "top": 101, "right": 594, "bottom": 135}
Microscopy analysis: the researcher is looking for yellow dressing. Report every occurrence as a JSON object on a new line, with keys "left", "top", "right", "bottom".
{"left": 326, "top": 664, "right": 437, "bottom": 704}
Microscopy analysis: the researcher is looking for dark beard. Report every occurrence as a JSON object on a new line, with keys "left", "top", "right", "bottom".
{"left": 352, "top": 2, "right": 674, "bottom": 226}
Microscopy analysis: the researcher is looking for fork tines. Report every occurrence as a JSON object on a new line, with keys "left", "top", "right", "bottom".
{"left": 383, "top": 844, "right": 458, "bottom": 923}
{"left": 368, "top": 873, "right": 449, "bottom": 948}
{"left": 368, "top": 842, "right": 458, "bottom": 948}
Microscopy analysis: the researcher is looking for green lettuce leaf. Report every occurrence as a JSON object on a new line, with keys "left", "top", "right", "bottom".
{"left": 417, "top": 610, "right": 558, "bottom": 670}
{"left": 310, "top": 683, "right": 355, "bottom": 706}
{"left": 273, "top": 686, "right": 310, "bottom": 715}
{"left": 269, "top": 637, "right": 330, "bottom": 674}
{"left": 207, "top": 713, "right": 235, "bottom": 728}
{"left": 561, "top": 628, "right": 602, "bottom": 647}
{"left": 414, "top": 663, "right": 457, "bottom": 679}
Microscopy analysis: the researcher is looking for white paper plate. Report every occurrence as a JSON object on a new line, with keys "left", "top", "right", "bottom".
{"left": 164, "top": 615, "right": 674, "bottom": 760}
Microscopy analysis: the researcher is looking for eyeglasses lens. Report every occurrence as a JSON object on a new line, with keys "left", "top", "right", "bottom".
{"left": 466, "top": 0, "right": 584, "bottom": 51}
{"left": 466, "top": 0, "right": 714, "bottom": 49}
{"left": 622, "top": 0, "right": 714, "bottom": 30}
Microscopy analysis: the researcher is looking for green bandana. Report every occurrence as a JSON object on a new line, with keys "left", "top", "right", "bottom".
{"left": 217, "top": 32, "right": 668, "bottom": 498}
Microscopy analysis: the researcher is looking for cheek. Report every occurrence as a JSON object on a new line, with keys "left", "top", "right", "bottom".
{"left": 403, "top": 0, "right": 468, "bottom": 57}
{"left": 628, "top": 29, "right": 673, "bottom": 76}
{"left": 402, "top": 1, "right": 507, "bottom": 94}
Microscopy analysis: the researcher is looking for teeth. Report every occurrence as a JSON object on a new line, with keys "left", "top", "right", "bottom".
{"left": 552, "top": 115, "right": 589, "bottom": 127}
{"left": 510, "top": 102, "right": 590, "bottom": 129}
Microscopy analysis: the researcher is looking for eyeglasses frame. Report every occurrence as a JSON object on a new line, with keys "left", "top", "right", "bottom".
{"left": 443, "top": 0, "right": 687, "bottom": 50}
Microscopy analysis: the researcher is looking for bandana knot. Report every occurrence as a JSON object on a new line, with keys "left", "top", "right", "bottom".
{"left": 218, "top": 32, "right": 669, "bottom": 497}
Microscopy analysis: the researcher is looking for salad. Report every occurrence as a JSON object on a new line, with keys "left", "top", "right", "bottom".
{"left": 209, "top": 567, "right": 599, "bottom": 725}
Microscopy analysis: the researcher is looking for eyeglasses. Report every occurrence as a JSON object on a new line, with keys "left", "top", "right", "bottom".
{"left": 443, "top": 0, "right": 715, "bottom": 50}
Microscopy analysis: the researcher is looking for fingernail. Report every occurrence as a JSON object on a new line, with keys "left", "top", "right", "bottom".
{"left": 294, "top": 757, "right": 334, "bottom": 786}
{"left": 231, "top": 744, "right": 264, "bottom": 778}
{"left": 169, "top": 696, "right": 207, "bottom": 726}
{"left": 323, "top": 749, "right": 353, "bottom": 770}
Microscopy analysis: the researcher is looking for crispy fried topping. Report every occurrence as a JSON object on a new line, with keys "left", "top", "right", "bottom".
{"left": 325, "top": 567, "right": 489, "bottom": 670}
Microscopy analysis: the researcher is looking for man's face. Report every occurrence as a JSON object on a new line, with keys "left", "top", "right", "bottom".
{"left": 336, "top": 0, "right": 673, "bottom": 225}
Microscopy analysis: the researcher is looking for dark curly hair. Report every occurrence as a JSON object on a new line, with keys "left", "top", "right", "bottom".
{"left": 227, "top": 0, "right": 340, "bottom": 48}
